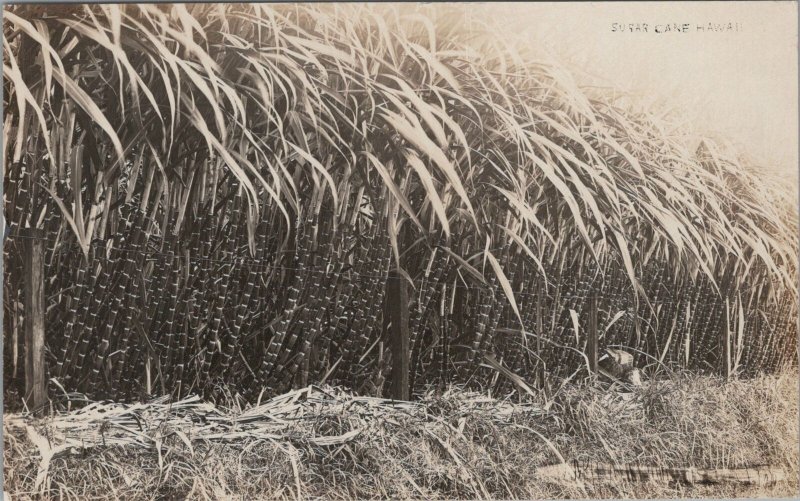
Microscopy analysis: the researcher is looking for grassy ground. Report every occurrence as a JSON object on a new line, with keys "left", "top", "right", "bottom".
{"left": 4, "top": 369, "right": 798, "bottom": 500}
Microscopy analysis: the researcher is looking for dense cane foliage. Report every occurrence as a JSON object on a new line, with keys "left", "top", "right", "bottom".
{"left": 3, "top": 4, "right": 797, "bottom": 401}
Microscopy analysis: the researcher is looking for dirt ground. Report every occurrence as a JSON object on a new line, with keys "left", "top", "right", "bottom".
{"left": 4, "top": 369, "right": 798, "bottom": 500}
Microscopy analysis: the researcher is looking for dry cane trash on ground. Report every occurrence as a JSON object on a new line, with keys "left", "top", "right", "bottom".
{"left": 4, "top": 369, "right": 798, "bottom": 500}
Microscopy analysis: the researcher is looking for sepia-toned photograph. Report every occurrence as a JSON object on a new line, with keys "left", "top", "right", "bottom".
{"left": 2, "top": 2, "right": 798, "bottom": 499}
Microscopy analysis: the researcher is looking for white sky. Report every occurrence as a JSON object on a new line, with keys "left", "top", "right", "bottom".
{"left": 461, "top": 2, "right": 798, "bottom": 183}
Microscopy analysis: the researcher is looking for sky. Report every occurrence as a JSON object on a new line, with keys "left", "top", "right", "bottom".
{"left": 461, "top": 2, "right": 798, "bottom": 184}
